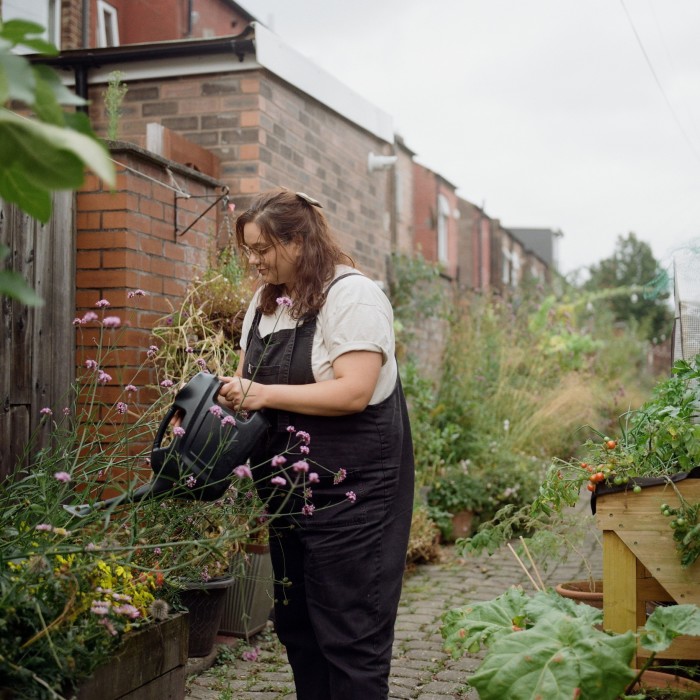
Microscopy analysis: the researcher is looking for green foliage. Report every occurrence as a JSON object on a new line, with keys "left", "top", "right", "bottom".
{"left": 103, "top": 70, "right": 127, "bottom": 141}
{"left": 584, "top": 232, "right": 673, "bottom": 342}
{"left": 0, "top": 19, "right": 115, "bottom": 308}
{"left": 442, "top": 588, "right": 700, "bottom": 700}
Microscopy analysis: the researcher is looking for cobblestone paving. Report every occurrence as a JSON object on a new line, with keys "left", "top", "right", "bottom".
{"left": 186, "top": 522, "right": 602, "bottom": 700}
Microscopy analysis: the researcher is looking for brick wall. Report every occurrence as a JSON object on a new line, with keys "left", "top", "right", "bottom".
{"left": 75, "top": 143, "right": 219, "bottom": 445}
{"left": 86, "top": 69, "right": 392, "bottom": 282}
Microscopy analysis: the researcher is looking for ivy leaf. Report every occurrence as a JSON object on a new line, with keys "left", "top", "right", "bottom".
{"left": 639, "top": 604, "right": 700, "bottom": 652}
{"left": 469, "top": 613, "right": 637, "bottom": 700}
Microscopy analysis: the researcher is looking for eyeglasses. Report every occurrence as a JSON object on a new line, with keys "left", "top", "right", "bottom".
{"left": 240, "top": 242, "right": 275, "bottom": 258}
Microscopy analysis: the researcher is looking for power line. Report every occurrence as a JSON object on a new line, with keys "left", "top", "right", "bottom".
{"left": 619, "top": 0, "right": 700, "bottom": 164}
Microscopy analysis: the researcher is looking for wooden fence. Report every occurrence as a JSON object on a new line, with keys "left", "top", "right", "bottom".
{"left": 0, "top": 193, "right": 75, "bottom": 480}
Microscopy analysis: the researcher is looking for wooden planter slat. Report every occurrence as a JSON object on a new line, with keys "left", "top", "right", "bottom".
{"left": 76, "top": 613, "right": 188, "bottom": 700}
{"left": 595, "top": 477, "right": 700, "bottom": 663}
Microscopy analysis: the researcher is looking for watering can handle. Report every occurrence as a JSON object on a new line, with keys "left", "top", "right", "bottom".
{"left": 152, "top": 404, "right": 179, "bottom": 449}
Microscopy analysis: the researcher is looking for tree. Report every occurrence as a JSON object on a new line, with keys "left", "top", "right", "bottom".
{"left": 0, "top": 19, "right": 115, "bottom": 305}
{"left": 584, "top": 232, "right": 672, "bottom": 342}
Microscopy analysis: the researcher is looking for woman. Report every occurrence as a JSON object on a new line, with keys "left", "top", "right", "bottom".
{"left": 218, "top": 188, "right": 414, "bottom": 700}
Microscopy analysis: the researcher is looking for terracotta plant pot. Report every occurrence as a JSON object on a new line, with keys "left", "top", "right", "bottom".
{"left": 631, "top": 668, "right": 700, "bottom": 695}
{"left": 554, "top": 579, "right": 604, "bottom": 609}
{"left": 449, "top": 510, "right": 475, "bottom": 541}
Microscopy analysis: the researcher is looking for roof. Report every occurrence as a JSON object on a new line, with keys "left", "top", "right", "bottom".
{"left": 31, "top": 24, "right": 394, "bottom": 144}
{"left": 508, "top": 227, "right": 563, "bottom": 268}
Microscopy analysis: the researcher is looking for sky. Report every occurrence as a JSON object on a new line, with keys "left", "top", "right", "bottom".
{"left": 237, "top": 0, "right": 700, "bottom": 279}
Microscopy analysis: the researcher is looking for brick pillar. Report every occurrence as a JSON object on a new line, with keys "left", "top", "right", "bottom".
{"left": 74, "top": 143, "right": 221, "bottom": 476}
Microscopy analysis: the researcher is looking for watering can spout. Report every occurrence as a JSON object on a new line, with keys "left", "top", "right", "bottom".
{"left": 62, "top": 372, "right": 270, "bottom": 519}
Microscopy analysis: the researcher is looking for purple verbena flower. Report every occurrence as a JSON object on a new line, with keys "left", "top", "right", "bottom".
{"left": 292, "top": 460, "right": 309, "bottom": 473}
{"left": 234, "top": 465, "right": 253, "bottom": 479}
{"left": 308, "top": 472, "right": 320, "bottom": 483}
{"left": 346, "top": 491, "right": 357, "bottom": 503}
{"left": 173, "top": 426, "right": 186, "bottom": 437}
{"left": 333, "top": 468, "right": 347, "bottom": 485}
{"left": 221, "top": 415, "right": 236, "bottom": 427}
{"left": 160, "top": 379, "right": 174, "bottom": 388}
{"left": 300, "top": 444, "right": 310, "bottom": 455}
{"left": 271, "top": 455, "right": 287, "bottom": 467}
{"left": 82, "top": 311, "right": 98, "bottom": 323}
{"left": 127, "top": 289, "right": 146, "bottom": 298}
{"left": 185, "top": 475, "right": 197, "bottom": 488}
{"left": 95, "top": 299, "right": 111, "bottom": 308}
{"left": 296, "top": 430, "right": 311, "bottom": 445}
{"left": 271, "top": 476, "right": 287, "bottom": 487}
{"left": 102, "top": 316, "right": 121, "bottom": 328}
{"left": 39, "top": 407, "right": 53, "bottom": 416}
{"left": 302, "top": 504, "right": 315, "bottom": 516}
{"left": 242, "top": 647, "right": 261, "bottom": 662}
{"left": 146, "top": 345, "right": 159, "bottom": 359}
{"left": 276, "top": 296, "right": 294, "bottom": 308}
{"left": 125, "top": 384, "right": 137, "bottom": 393}
{"left": 85, "top": 359, "right": 98, "bottom": 370}
{"left": 286, "top": 425, "right": 296, "bottom": 433}
{"left": 54, "top": 471, "right": 71, "bottom": 483}
{"left": 116, "top": 402, "right": 128, "bottom": 415}
{"left": 98, "top": 370, "right": 112, "bottom": 385}
{"left": 35, "top": 523, "right": 53, "bottom": 532}
{"left": 209, "top": 405, "right": 224, "bottom": 418}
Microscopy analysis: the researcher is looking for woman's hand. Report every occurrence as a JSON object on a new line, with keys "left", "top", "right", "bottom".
{"left": 218, "top": 375, "right": 266, "bottom": 412}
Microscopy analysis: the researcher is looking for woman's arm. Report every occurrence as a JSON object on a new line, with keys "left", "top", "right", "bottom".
{"left": 218, "top": 350, "right": 383, "bottom": 416}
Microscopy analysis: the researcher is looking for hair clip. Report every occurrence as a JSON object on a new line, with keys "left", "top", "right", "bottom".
{"left": 296, "top": 192, "right": 323, "bottom": 208}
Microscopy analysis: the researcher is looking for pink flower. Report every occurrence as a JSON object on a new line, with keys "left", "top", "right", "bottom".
{"left": 196, "top": 358, "right": 208, "bottom": 370}
{"left": 54, "top": 471, "right": 71, "bottom": 483}
{"left": 39, "top": 407, "right": 53, "bottom": 416}
{"left": 185, "top": 346, "right": 194, "bottom": 353}
{"left": 35, "top": 523, "right": 53, "bottom": 531}
{"left": 114, "top": 604, "right": 140, "bottom": 619}
{"left": 271, "top": 455, "right": 287, "bottom": 467}
{"left": 82, "top": 311, "right": 98, "bottom": 323}
{"left": 271, "top": 476, "right": 287, "bottom": 486}
{"left": 346, "top": 491, "right": 357, "bottom": 503}
{"left": 292, "top": 460, "right": 309, "bottom": 473}
{"left": 185, "top": 475, "right": 197, "bottom": 488}
{"left": 286, "top": 425, "right": 296, "bottom": 433}
{"left": 98, "top": 371, "right": 112, "bottom": 385}
{"left": 296, "top": 430, "right": 311, "bottom": 445}
{"left": 116, "top": 402, "right": 128, "bottom": 415}
{"left": 102, "top": 316, "right": 121, "bottom": 328}
{"left": 209, "top": 405, "right": 224, "bottom": 418}
{"left": 146, "top": 345, "right": 159, "bottom": 358}
{"left": 125, "top": 384, "right": 137, "bottom": 393}
{"left": 85, "top": 359, "right": 98, "bottom": 370}
{"left": 62, "top": 407, "right": 70, "bottom": 416}
{"left": 300, "top": 445, "right": 310, "bottom": 454}
{"left": 333, "top": 468, "right": 347, "bottom": 485}
{"left": 95, "top": 299, "right": 110, "bottom": 308}
{"left": 173, "top": 426, "right": 186, "bottom": 437}
{"left": 72, "top": 317, "right": 82, "bottom": 326}
{"left": 234, "top": 465, "right": 253, "bottom": 479}
{"left": 127, "top": 289, "right": 146, "bottom": 298}
{"left": 242, "top": 646, "right": 261, "bottom": 662}
{"left": 308, "top": 472, "right": 320, "bottom": 483}
{"left": 276, "top": 296, "right": 294, "bottom": 308}
{"left": 302, "top": 504, "right": 315, "bottom": 516}
{"left": 221, "top": 415, "right": 236, "bottom": 427}
{"left": 160, "top": 379, "right": 174, "bottom": 388}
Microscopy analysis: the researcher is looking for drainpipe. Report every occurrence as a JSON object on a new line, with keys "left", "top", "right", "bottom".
{"left": 74, "top": 65, "right": 89, "bottom": 112}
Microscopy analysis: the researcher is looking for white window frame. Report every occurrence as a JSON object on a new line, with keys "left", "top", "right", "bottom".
{"left": 97, "top": 0, "right": 120, "bottom": 47}
{"left": 2, "top": 0, "right": 61, "bottom": 50}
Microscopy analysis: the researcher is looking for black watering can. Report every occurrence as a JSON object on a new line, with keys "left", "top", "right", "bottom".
{"left": 63, "top": 372, "right": 270, "bottom": 518}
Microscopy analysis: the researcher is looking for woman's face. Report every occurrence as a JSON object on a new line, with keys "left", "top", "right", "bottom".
{"left": 242, "top": 221, "right": 300, "bottom": 289}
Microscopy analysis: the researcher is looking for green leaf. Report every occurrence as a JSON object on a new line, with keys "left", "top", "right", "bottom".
{"left": 0, "top": 166, "right": 52, "bottom": 221}
{"left": 0, "top": 270, "right": 44, "bottom": 306}
{"left": 441, "top": 587, "right": 529, "bottom": 658}
{"left": 33, "top": 65, "right": 87, "bottom": 108}
{"left": 525, "top": 589, "right": 602, "bottom": 627}
{"left": 469, "top": 614, "right": 637, "bottom": 700}
{"left": 0, "top": 19, "right": 47, "bottom": 41}
{"left": 639, "top": 604, "right": 700, "bottom": 652}
{"left": 0, "top": 51, "right": 36, "bottom": 103}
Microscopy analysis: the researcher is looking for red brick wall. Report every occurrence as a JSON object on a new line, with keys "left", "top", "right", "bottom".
{"left": 75, "top": 144, "right": 218, "bottom": 435}
{"left": 412, "top": 163, "right": 438, "bottom": 262}
{"left": 87, "top": 69, "right": 392, "bottom": 281}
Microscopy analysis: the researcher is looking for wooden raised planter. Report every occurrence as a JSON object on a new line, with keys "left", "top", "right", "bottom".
{"left": 594, "top": 476, "right": 700, "bottom": 664}
{"left": 76, "top": 613, "right": 188, "bottom": 700}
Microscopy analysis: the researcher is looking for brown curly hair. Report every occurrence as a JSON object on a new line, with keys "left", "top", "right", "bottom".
{"left": 235, "top": 188, "right": 354, "bottom": 320}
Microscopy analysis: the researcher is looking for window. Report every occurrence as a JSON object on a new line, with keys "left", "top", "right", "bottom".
{"left": 97, "top": 1, "right": 120, "bottom": 47}
{"left": 2, "top": 0, "right": 61, "bottom": 51}
{"left": 437, "top": 194, "right": 450, "bottom": 264}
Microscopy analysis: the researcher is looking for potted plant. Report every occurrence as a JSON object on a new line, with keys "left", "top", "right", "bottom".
{"left": 441, "top": 587, "right": 700, "bottom": 700}
{"left": 426, "top": 464, "right": 486, "bottom": 541}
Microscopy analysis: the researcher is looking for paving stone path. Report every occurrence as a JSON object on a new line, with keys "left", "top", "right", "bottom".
{"left": 186, "top": 511, "right": 602, "bottom": 700}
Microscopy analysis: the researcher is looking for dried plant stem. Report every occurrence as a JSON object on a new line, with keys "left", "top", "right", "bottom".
{"left": 506, "top": 542, "right": 542, "bottom": 592}
{"left": 519, "top": 536, "right": 546, "bottom": 590}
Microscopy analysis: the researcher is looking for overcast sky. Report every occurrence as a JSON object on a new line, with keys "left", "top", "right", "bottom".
{"left": 238, "top": 0, "right": 700, "bottom": 278}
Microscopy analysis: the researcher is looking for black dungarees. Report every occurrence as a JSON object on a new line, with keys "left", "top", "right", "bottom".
{"left": 243, "top": 275, "right": 415, "bottom": 700}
